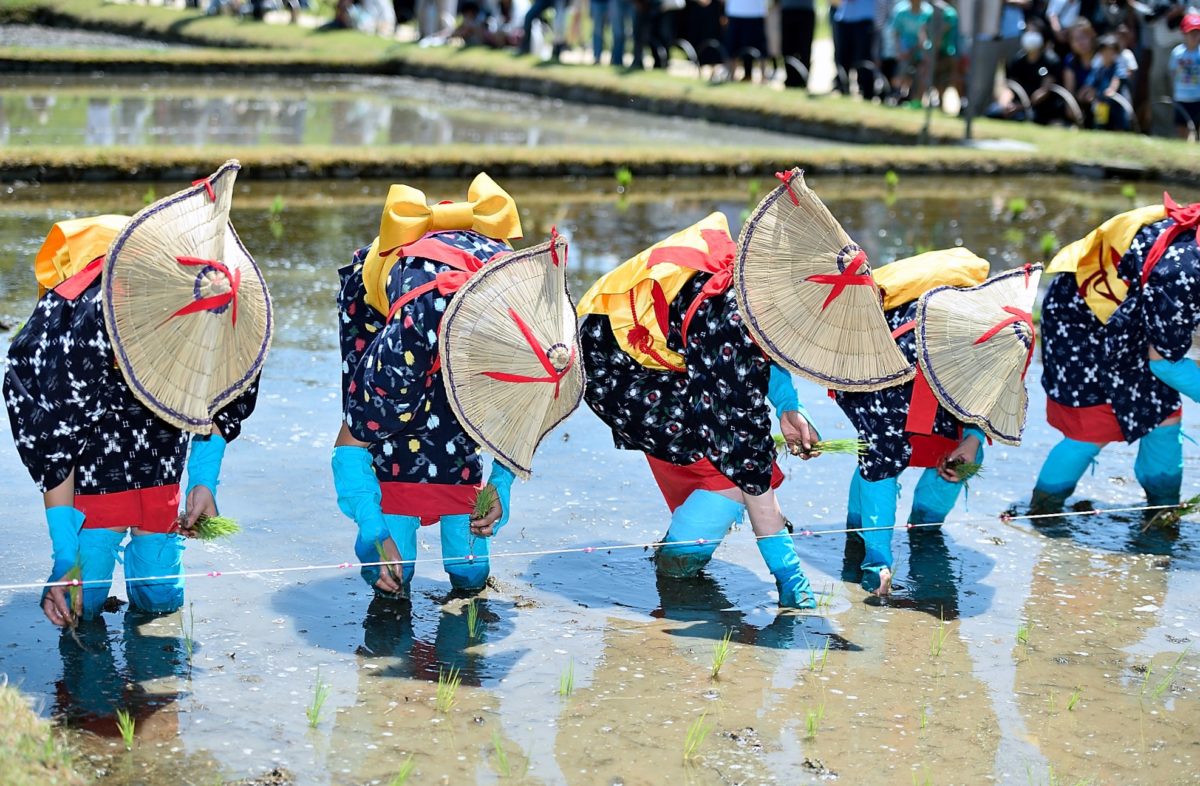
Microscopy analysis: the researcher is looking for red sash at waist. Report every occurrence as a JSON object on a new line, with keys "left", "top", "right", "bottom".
{"left": 380, "top": 481, "right": 481, "bottom": 525}
{"left": 646, "top": 455, "right": 785, "bottom": 512}
{"left": 76, "top": 484, "right": 181, "bottom": 533}
{"left": 1047, "top": 399, "right": 1182, "bottom": 444}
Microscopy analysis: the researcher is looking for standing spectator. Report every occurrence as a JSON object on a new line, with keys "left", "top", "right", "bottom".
{"left": 592, "top": 0, "right": 634, "bottom": 65}
{"left": 988, "top": 27, "right": 1063, "bottom": 121}
{"left": 931, "top": 0, "right": 963, "bottom": 106}
{"left": 780, "top": 0, "right": 816, "bottom": 87}
{"left": 725, "top": 0, "right": 769, "bottom": 80}
{"left": 1170, "top": 12, "right": 1200, "bottom": 137}
{"left": 520, "top": 0, "right": 568, "bottom": 58}
{"left": 966, "top": 0, "right": 1028, "bottom": 115}
{"left": 1046, "top": 0, "right": 1081, "bottom": 49}
{"left": 835, "top": 0, "right": 880, "bottom": 97}
{"left": 632, "top": 0, "right": 672, "bottom": 68}
{"left": 1148, "top": 1, "right": 1188, "bottom": 135}
{"left": 892, "top": 0, "right": 934, "bottom": 101}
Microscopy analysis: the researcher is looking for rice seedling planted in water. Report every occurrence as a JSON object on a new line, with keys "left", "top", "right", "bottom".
{"left": 181, "top": 602, "right": 195, "bottom": 667}
{"left": 930, "top": 611, "right": 950, "bottom": 658}
{"left": 1067, "top": 687, "right": 1082, "bottom": 711}
{"left": 1016, "top": 624, "right": 1029, "bottom": 647}
{"left": 115, "top": 708, "right": 135, "bottom": 751}
{"left": 809, "top": 636, "right": 831, "bottom": 673}
{"left": 436, "top": 666, "right": 461, "bottom": 713}
{"left": 558, "top": 659, "right": 574, "bottom": 697}
{"left": 805, "top": 703, "right": 825, "bottom": 740}
{"left": 614, "top": 166, "right": 633, "bottom": 192}
{"left": 491, "top": 730, "right": 510, "bottom": 778}
{"left": 306, "top": 669, "right": 330, "bottom": 728}
{"left": 465, "top": 599, "right": 479, "bottom": 640}
{"left": 387, "top": 756, "right": 416, "bottom": 786}
{"left": 1143, "top": 493, "right": 1200, "bottom": 531}
{"left": 1150, "top": 648, "right": 1190, "bottom": 700}
{"left": 682, "top": 710, "right": 713, "bottom": 762}
{"left": 710, "top": 629, "right": 733, "bottom": 680}
{"left": 192, "top": 515, "right": 240, "bottom": 541}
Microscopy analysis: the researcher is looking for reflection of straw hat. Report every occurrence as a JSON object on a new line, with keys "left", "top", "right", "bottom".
{"left": 734, "top": 168, "right": 914, "bottom": 392}
{"left": 439, "top": 235, "right": 583, "bottom": 480}
{"left": 35, "top": 215, "right": 130, "bottom": 295}
{"left": 915, "top": 265, "right": 1042, "bottom": 445}
{"left": 102, "top": 160, "right": 272, "bottom": 434}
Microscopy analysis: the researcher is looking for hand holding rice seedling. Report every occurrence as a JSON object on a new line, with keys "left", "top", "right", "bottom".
{"left": 188, "top": 515, "right": 241, "bottom": 541}
{"left": 774, "top": 434, "right": 865, "bottom": 458}
{"left": 472, "top": 484, "right": 499, "bottom": 521}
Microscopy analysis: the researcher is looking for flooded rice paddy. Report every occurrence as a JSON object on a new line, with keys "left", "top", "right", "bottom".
{"left": 0, "top": 175, "right": 1198, "bottom": 785}
{"left": 0, "top": 73, "right": 829, "bottom": 150}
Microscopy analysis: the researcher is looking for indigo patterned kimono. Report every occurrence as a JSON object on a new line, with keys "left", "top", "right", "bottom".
{"left": 580, "top": 273, "right": 777, "bottom": 496}
{"left": 4, "top": 275, "right": 258, "bottom": 496}
{"left": 1042, "top": 218, "right": 1199, "bottom": 443}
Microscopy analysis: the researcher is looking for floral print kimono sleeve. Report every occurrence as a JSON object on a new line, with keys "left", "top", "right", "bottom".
{"left": 3, "top": 286, "right": 110, "bottom": 492}
{"left": 1140, "top": 227, "right": 1200, "bottom": 362}
{"left": 682, "top": 289, "right": 775, "bottom": 496}
{"left": 344, "top": 268, "right": 437, "bottom": 444}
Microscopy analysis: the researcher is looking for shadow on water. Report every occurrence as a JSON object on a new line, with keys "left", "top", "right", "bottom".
{"left": 1008, "top": 501, "right": 1197, "bottom": 564}
{"left": 270, "top": 575, "right": 525, "bottom": 686}
{"left": 841, "top": 526, "right": 997, "bottom": 621}
{"left": 525, "top": 540, "right": 858, "bottom": 651}
{"left": 53, "top": 611, "right": 188, "bottom": 741}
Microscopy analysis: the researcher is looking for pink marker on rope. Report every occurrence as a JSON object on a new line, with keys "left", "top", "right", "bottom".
{"left": 207, "top": 571, "right": 222, "bottom": 578}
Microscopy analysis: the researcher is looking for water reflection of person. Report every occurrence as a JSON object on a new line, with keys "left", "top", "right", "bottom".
{"left": 1032, "top": 196, "right": 1200, "bottom": 519}
{"left": 54, "top": 611, "right": 186, "bottom": 745}
{"left": 576, "top": 213, "right": 821, "bottom": 609}
{"left": 834, "top": 257, "right": 1038, "bottom": 597}
{"left": 328, "top": 595, "right": 531, "bottom": 783}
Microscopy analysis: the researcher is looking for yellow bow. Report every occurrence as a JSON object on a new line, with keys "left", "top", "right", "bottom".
{"left": 361, "top": 173, "right": 522, "bottom": 315}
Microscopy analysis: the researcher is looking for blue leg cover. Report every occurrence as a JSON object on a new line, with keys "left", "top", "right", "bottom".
{"left": 655, "top": 490, "right": 744, "bottom": 578}
{"left": 846, "top": 469, "right": 864, "bottom": 530}
{"left": 441, "top": 514, "right": 489, "bottom": 591}
{"left": 858, "top": 475, "right": 898, "bottom": 592}
{"left": 355, "top": 514, "right": 418, "bottom": 598}
{"left": 1135, "top": 424, "right": 1183, "bottom": 507}
{"left": 756, "top": 531, "right": 815, "bottom": 609}
{"left": 75, "top": 529, "right": 124, "bottom": 621}
{"left": 124, "top": 533, "right": 185, "bottom": 615}
{"left": 1032, "top": 438, "right": 1102, "bottom": 510}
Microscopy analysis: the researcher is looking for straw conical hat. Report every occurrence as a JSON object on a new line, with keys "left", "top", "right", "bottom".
{"left": 734, "top": 168, "right": 914, "bottom": 392}
{"left": 914, "top": 265, "right": 1043, "bottom": 446}
{"left": 439, "top": 235, "right": 583, "bottom": 480}
{"left": 102, "top": 160, "right": 273, "bottom": 434}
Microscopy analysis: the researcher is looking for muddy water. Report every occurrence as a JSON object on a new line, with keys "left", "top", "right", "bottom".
{"left": 0, "top": 73, "right": 827, "bottom": 150}
{"left": 0, "top": 175, "right": 1198, "bottom": 785}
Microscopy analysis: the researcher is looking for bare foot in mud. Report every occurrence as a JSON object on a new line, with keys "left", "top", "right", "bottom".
{"left": 873, "top": 568, "right": 893, "bottom": 597}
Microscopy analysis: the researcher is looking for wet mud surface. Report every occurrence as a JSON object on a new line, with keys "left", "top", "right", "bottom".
{"left": 0, "top": 175, "right": 1198, "bottom": 784}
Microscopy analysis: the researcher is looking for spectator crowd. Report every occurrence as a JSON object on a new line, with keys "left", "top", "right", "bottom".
{"left": 201, "top": 0, "right": 1200, "bottom": 138}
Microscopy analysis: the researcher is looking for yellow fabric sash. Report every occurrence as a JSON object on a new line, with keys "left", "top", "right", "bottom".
{"left": 576, "top": 213, "right": 731, "bottom": 372}
{"left": 361, "top": 172, "right": 522, "bottom": 315}
{"left": 1045, "top": 204, "right": 1166, "bottom": 323}
{"left": 34, "top": 215, "right": 129, "bottom": 295}
{"left": 873, "top": 247, "right": 990, "bottom": 310}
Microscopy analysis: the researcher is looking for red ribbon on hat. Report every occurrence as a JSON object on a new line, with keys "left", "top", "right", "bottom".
{"left": 167, "top": 256, "right": 241, "bottom": 326}
{"left": 481, "top": 308, "right": 575, "bottom": 399}
{"left": 646, "top": 228, "right": 737, "bottom": 345}
{"left": 1140, "top": 193, "right": 1200, "bottom": 286}
{"left": 805, "top": 250, "right": 874, "bottom": 311}
{"left": 974, "top": 305, "right": 1036, "bottom": 378}
{"left": 774, "top": 171, "right": 801, "bottom": 206}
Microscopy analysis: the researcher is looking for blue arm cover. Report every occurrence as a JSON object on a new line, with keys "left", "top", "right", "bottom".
{"left": 331, "top": 446, "right": 388, "bottom": 545}
{"left": 487, "top": 461, "right": 516, "bottom": 533}
{"left": 963, "top": 426, "right": 987, "bottom": 443}
{"left": 186, "top": 434, "right": 227, "bottom": 499}
{"left": 767, "top": 363, "right": 812, "bottom": 421}
{"left": 1150, "top": 358, "right": 1200, "bottom": 403}
{"left": 46, "top": 506, "right": 85, "bottom": 579}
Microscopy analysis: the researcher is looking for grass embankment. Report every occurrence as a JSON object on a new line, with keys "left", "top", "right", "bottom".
{"left": 1, "top": 0, "right": 1199, "bottom": 182}
{"left": 0, "top": 682, "right": 88, "bottom": 786}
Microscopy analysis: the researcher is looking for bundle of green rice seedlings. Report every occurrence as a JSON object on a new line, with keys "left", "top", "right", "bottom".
{"left": 191, "top": 515, "right": 241, "bottom": 541}
{"left": 62, "top": 561, "right": 82, "bottom": 622}
{"left": 373, "top": 540, "right": 400, "bottom": 582}
{"left": 1143, "top": 493, "right": 1200, "bottom": 531}
{"left": 472, "top": 484, "right": 498, "bottom": 520}
{"left": 774, "top": 434, "right": 867, "bottom": 457}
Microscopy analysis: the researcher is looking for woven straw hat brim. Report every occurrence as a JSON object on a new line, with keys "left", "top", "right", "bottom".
{"left": 734, "top": 168, "right": 914, "bottom": 392}
{"left": 439, "top": 236, "right": 584, "bottom": 480}
{"left": 102, "top": 160, "right": 273, "bottom": 434}
{"left": 915, "top": 265, "right": 1043, "bottom": 446}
